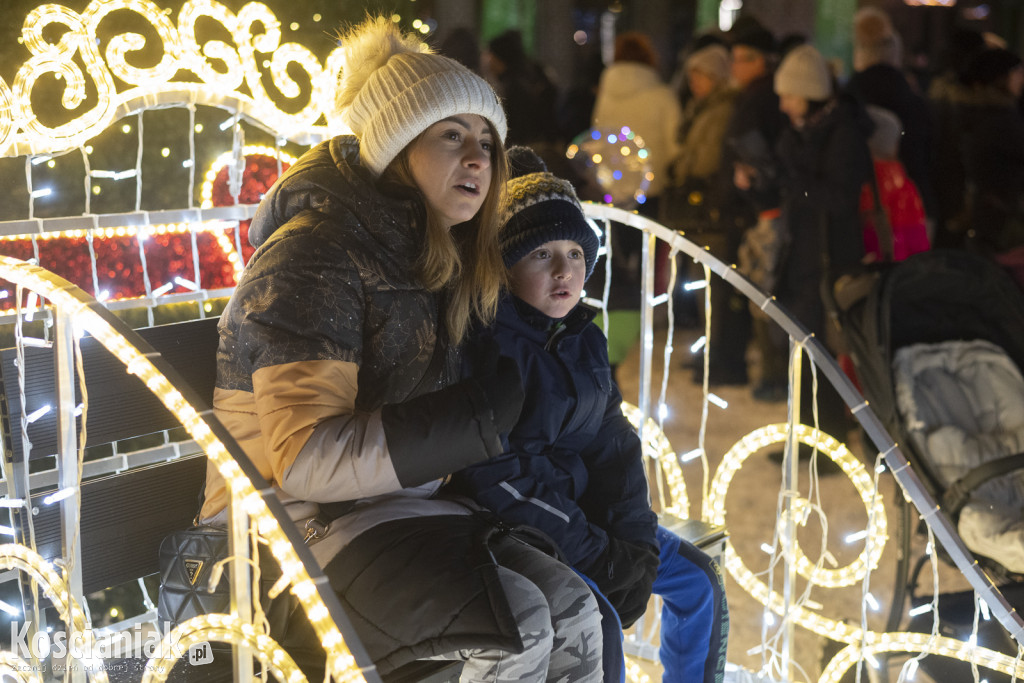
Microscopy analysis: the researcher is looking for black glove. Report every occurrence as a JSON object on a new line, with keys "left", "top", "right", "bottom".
{"left": 583, "top": 537, "right": 657, "bottom": 599}
{"left": 606, "top": 547, "right": 659, "bottom": 627}
{"left": 473, "top": 341, "right": 525, "bottom": 435}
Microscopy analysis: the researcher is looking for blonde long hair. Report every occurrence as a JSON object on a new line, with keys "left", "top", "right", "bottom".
{"left": 382, "top": 122, "right": 508, "bottom": 345}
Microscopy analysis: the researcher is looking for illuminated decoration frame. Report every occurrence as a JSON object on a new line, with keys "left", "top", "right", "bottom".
{"left": 200, "top": 145, "right": 298, "bottom": 209}
{"left": 0, "top": 257, "right": 369, "bottom": 683}
{"left": 0, "top": 221, "right": 243, "bottom": 308}
{"left": 582, "top": 203, "right": 1024, "bottom": 681}
{"left": 0, "top": 0, "right": 1020, "bottom": 679}
{"left": 0, "top": 0, "right": 346, "bottom": 158}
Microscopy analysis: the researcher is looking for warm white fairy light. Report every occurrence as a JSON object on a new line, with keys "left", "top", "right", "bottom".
{"left": 908, "top": 604, "right": 931, "bottom": 617}
{"left": 0, "top": 221, "right": 243, "bottom": 287}
{"left": 0, "top": 256, "right": 364, "bottom": 683}
{"left": 42, "top": 487, "right": 76, "bottom": 505}
{"left": 2, "top": 1, "right": 346, "bottom": 158}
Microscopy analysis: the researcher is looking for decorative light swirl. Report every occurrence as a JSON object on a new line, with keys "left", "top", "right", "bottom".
{"left": 621, "top": 401, "right": 689, "bottom": 519}
{"left": 0, "top": 257, "right": 364, "bottom": 683}
{"left": 2, "top": 0, "right": 343, "bottom": 157}
{"left": 141, "top": 614, "right": 305, "bottom": 683}
{"left": 199, "top": 145, "right": 298, "bottom": 209}
{"left": 708, "top": 424, "right": 887, "bottom": 590}
{"left": 0, "top": 544, "right": 108, "bottom": 683}
{"left": 818, "top": 634, "right": 1024, "bottom": 683}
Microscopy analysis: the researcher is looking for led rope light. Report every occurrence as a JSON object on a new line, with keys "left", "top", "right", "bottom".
{"left": 199, "top": 145, "right": 298, "bottom": 209}
{"left": 708, "top": 424, "right": 886, "bottom": 589}
{"left": 621, "top": 402, "right": 689, "bottom": 519}
{"left": 142, "top": 614, "right": 305, "bottom": 683}
{"left": 0, "top": 257, "right": 363, "bottom": 682}
{"left": 0, "top": 650, "right": 42, "bottom": 683}
{"left": 0, "top": 544, "right": 108, "bottom": 683}
{"left": 2, "top": 0, "right": 345, "bottom": 158}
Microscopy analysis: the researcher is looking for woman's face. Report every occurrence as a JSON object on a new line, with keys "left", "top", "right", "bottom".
{"left": 731, "top": 46, "right": 766, "bottom": 89}
{"left": 406, "top": 114, "right": 494, "bottom": 229}
{"left": 687, "top": 68, "right": 716, "bottom": 100}
{"left": 508, "top": 240, "right": 586, "bottom": 320}
{"left": 779, "top": 93, "right": 809, "bottom": 127}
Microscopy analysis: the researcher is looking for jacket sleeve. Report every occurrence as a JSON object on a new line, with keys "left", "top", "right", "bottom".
{"left": 577, "top": 378, "right": 659, "bottom": 551}
{"left": 454, "top": 453, "right": 612, "bottom": 570}
{"left": 237, "top": 227, "right": 497, "bottom": 504}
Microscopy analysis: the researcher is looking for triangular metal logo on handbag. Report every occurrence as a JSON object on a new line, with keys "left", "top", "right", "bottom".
{"left": 184, "top": 559, "right": 204, "bottom": 585}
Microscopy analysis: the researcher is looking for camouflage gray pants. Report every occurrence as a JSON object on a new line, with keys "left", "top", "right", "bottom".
{"left": 433, "top": 535, "right": 604, "bottom": 682}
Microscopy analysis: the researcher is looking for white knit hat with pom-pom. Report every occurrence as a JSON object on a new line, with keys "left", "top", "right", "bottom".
{"left": 336, "top": 17, "right": 508, "bottom": 177}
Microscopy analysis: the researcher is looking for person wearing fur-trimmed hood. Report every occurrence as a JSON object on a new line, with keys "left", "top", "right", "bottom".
{"left": 200, "top": 17, "right": 604, "bottom": 681}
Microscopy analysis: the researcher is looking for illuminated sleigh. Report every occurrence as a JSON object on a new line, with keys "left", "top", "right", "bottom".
{"left": 1, "top": 2, "right": 1024, "bottom": 683}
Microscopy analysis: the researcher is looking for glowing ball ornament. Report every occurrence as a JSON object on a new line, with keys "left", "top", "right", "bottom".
{"left": 566, "top": 126, "right": 653, "bottom": 208}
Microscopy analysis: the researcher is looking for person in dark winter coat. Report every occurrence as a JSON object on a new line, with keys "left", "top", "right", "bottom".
{"left": 706, "top": 17, "right": 788, "bottom": 387}
{"left": 958, "top": 47, "right": 1024, "bottom": 253}
{"left": 200, "top": 17, "right": 604, "bottom": 682}
{"left": 927, "top": 28, "right": 986, "bottom": 247}
{"left": 845, "top": 7, "right": 934, "bottom": 220}
{"left": 451, "top": 146, "right": 730, "bottom": 683}
{"left": 773, "top": 44, "right": 873, "bottom": 442}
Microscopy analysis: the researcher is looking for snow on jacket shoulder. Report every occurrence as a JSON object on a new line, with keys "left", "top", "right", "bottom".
{"left": 451, "top": 296, "right": 658, "bottom": 570}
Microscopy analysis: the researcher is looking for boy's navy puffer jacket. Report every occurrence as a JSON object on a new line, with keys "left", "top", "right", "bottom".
{"left": 451, "top": 295, "right": 658, "bottom": 570}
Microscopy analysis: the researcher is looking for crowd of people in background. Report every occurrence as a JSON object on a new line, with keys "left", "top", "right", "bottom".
{"left": 440, "top": 10, "right": 1024, "bottom": 446}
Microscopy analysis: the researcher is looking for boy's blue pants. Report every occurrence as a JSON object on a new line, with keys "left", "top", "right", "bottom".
{"left": 584, "top": 526, "right": 729, "bottom": 682}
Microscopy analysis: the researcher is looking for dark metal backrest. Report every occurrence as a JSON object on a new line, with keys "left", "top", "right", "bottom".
{"left": 0, "top": 317, "right": 220, "bottom": 592}
{"left": 29, "top": 454, "right": 208, "bottom": 594}
{"left": 0, "top": 317, "right": 220, "bottom": 462}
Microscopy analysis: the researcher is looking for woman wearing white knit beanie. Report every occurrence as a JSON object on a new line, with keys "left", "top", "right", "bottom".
{"left": 770, "top": 41, "right": 874, "bottom": 451}
{"left": 774, "top": 43, "right": 833, "bottom": 128}
{"left": 202, "top": 16, "right": 603, "bottom": 683}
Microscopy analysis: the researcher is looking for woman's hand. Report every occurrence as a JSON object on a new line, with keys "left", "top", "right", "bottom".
{"left": 734, "top": 162, "right": 758, "bottom": 191}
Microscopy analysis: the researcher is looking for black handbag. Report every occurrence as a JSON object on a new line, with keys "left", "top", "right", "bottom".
{"left": 156, "top": 512, "right": 332, "bottom": 632}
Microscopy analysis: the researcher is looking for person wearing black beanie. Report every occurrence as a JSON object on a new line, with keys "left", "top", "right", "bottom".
{"left": 450, "top": 146, "right": 730, "bottom": 683}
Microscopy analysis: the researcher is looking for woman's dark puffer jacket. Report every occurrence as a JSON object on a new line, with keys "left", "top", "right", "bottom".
{"left": 202, "top": 135, "right": 519, "bottom": 673}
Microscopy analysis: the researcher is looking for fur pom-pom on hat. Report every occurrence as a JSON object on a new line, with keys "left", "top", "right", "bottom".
{"left": 336, "top": 17, "right": 507, "bottom": 176}
{"left": 500, "top": 147, "right": 600, "bottom": 280}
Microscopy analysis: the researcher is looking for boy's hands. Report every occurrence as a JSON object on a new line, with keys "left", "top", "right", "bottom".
{"left": 605, "top": 539, "right": 659, "bottom": 627}
{"left": 585, "top": 537, "right": 660, "bottom": 626}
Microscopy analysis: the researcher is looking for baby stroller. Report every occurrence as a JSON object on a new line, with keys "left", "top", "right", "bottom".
{"left": 833, "top": 249, "right": 1024, "bottom": 681}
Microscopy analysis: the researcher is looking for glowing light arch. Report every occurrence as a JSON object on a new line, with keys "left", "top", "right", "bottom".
{"left": 581, "top": 202, "right": 1024, "bottom": 680}
{"left": 0, "top": 256, "right": 367, "bottom": 682}
{"left": 0, "top": 544, "right": 107, "bottom": 683}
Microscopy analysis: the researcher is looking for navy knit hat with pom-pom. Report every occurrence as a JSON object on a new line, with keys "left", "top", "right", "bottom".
{"left": 500, "top": 146, "right": 600, "bottom": 280}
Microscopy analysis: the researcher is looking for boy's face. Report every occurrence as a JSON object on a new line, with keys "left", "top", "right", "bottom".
{"left": 508, "top": 239, "right": 586, "bottom": 319}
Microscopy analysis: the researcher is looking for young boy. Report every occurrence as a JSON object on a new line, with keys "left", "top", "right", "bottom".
{"left": 450, "top": 147, "right": 729, "bottom": 683}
